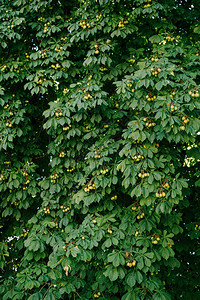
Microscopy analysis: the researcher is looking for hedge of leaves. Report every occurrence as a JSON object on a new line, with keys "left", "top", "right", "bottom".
{"left": 0, "top": 0, "right": 200, "bottom": 299}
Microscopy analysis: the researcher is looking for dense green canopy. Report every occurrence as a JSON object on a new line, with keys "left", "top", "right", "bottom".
{"left": 0, "top": 0, "right": 200, "bottom": 299}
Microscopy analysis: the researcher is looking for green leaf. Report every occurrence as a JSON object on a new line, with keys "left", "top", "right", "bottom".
{"left": 109, "top": 268, "right": 119, "bottom": 281}
{"left": 155, "top": 81, "right": 163, "bottom": 91}
{"left": 70, "top": 246, "right": 80, "bottom": 257}
{"left": 44, "top": 292, "right": 55, "bottom": 300}
{"left": 135, "top": 271, "right": 143, "bottom": 283}
{"left": 149, "top": 35, "right": 163, "bottom": 43}
{"left": 126, "top": 272, "right": 136, "bottom": 287}
{"left": 27, "top": 293, "right": 43, "bottom": 300}
{"left": 108, "top": 252, "right": 125, "bottom": 267}
{"left": 161, "top": 248, "right": 170, "bottom": 260}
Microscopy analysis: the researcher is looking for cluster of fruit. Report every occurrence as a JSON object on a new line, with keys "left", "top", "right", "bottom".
{"left": 84, "top": 183, "right": 95, "bottom": 192}
{"left": 9, "top": 243, "right": 17, "bottom": 253}
{"left": 66, "top": 17, "right": 72, "bottom": 23}
{"left": 44, "top": 207, "right": 50, "bottom": 214}
{"left": 166, "top": 35, "right": 175, "bottom": 42}
{"left": 4, "top": 104, "right": 9, "bottom": 109}
{"left": 138, "top": 171, "right": 150, "bottom": 178}
{"left": 100, "top": 168, "right": 109, "bottom": 174}
{"left": 163, "top": 181, "right": 170, "bottom": 189}
{"left": 59, "top": 151, "right": 66, "bottom": 158}
{"left": 88, "top": 74, "right": 92, "bottom": 81}
{"left": 144, "top": 3, "right": 151, "bottom": 8}
{"left": 195, "top": 224, "right": 200, "bottom": 230}
{"left": 170, "top": 103, "right": 177, "bottom": 112}
{"left": 100, "top": 67, "right": 107, "bottom": 71}
{"left": 50, "top": 173, "right": 59, "bottom": 183}
{"left": 170, "top": 90, "right": 176, "bottom": 97}
{"left": 14, "top": 68, "right": 20, "bottom": 73}
{"left": 0, "top": 174, "right": 4, "bottom": 180}
{"left": 20, "top": 231, "right": 29, "bottom": 237}
{"left": 107, "top": 228, "right": 113, "bottom": 234}
{"left": 80, "top": 19, "right": 90, "bottom": 29}
{"left": 13, "top": 262, "right": 19, "bottom": 268}
{"left": 38, "top": 17, "right": 45, "bottom": 21}
{"left": 96, "top": 13, "right": 102, "bottom": 21}
{"left": 24, "top": 179, "right": 30, "bottom": 185}
{"left": 167, "top": 242, "right": 172, "bottom": 247}
{"left": 55, "top": 46, "right": 63, "bottom": 52}
{"left": 118, "top": 20, "right": 128, "bottom": 28}
{"left": 131, "top": 88, "right": 136, "bottom": 92}
{"left": 129, "top": 55, "right": 135, "bottom": 63}
{"left": 182, "top": 116, "right": 189, "bottom": 124}
{"left": 0, "top": 65, "right": 6, "bottom": 72}
{"left": 94, "top": 292, "right": 101, "bottom": 298}
{"left": 55, "top": 110, "right": 62, "bottom": 118}
{"left": 94, "top": 150, "right": 101, "bottom": 159}
{"left": 0, "top": 136, "right": 2, "bottom": 141}
{"left": 135, "top": 230, "right": 139, "bottom": 236}
{"left": 126, "top": 82, "right": 133, "bottom": 87}
{"left": 180, "top": 125, "right": 185, "bottom": 131}
{"left": 6, "top": 120, "right": 12, "bottom": 127}
{"left": 84, "top": 93, "right": 92, "bottom": 100}
{"left": 127, "top": 259, "right": 136, "bottom": 267}
{"left": 63, "top": 125, "right": 72, "bottom": 131}
{"left": 144, "top": 118, "right": 156, "bottom": 128}
{"left": 92, "top": 219, "right": 97, "bottom": 223}
{"left": 131, "top": 205, "right": 137, "bottom": 211}
{"left": 8, "top": 23, "right": 14, "bottom": 30}
{"left": 4, "top": 105, "right": 13, "bottom": 115}
{"left": 151, "top": 55, "right": 159, "bottom": 62}
{"left": 132, "top": 138, "right": 142, "bottom": 144}
{"left": 66, "top": 168, "right": 75, "bottom": 172}
{"left": 61, "top": 36, "right": 67, "bottom": 41}
{"left": 155, "top": 190, "right": 166, "bottom": 197}
{"left": 84, "top": 124, "right": 89, "bottom": 131}
{"left": 111, "top": 195, "right": 117, "bottom": 200}
{"left": 44, "top": 22, "right": 50, "bottom": 33}
{"left": 146, "top": 94, "right": 156, "bottom": 101}
{"left": 36, "top": 79, "right": 43, "bottom": 85}
{"left": 137, "top": 212, "right": 145, "bottom": 219}
{"left": 151, "top": 236, "right": 160, "bottom": 244}
{"left": 132, "top": 154, "right": 144, "bottom": 161}
{"left": 21, "top": 169, "right": 28, "bottom": 176}
{"left": 151, "top": 67, "right": 161, "bottom": 77}
{"left": 189, "top": 89, "right": 199, "bottom": 97}
{"left": 39, "top": 50, "right": 47, "bottom": 58}
{"left": 51, "top": 63, "right": 61, "bottom": 69}
{"left": 94, "top": 43, "right": 99, "bottom": 54}
{"left": 60, "top": 205, "right": 70, "bottom": 212}
{"left": 63, "top": 87, "right": 69, "bottom": 94}
{"left": 25, "top": 53, "right": 30, "bottom": 60}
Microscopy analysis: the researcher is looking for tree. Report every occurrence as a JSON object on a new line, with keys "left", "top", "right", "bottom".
{"left": 0, "top": 0, "right": 200, "bottom": 299}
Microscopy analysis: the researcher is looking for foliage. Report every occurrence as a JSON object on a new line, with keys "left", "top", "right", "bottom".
{"left": 0, "top": 0, "right": 200, "bottom": 299}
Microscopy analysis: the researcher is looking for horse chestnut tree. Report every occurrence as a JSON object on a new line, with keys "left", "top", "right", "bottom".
{"left": 0, "top": 0, "right": 200, "bottom": 299}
